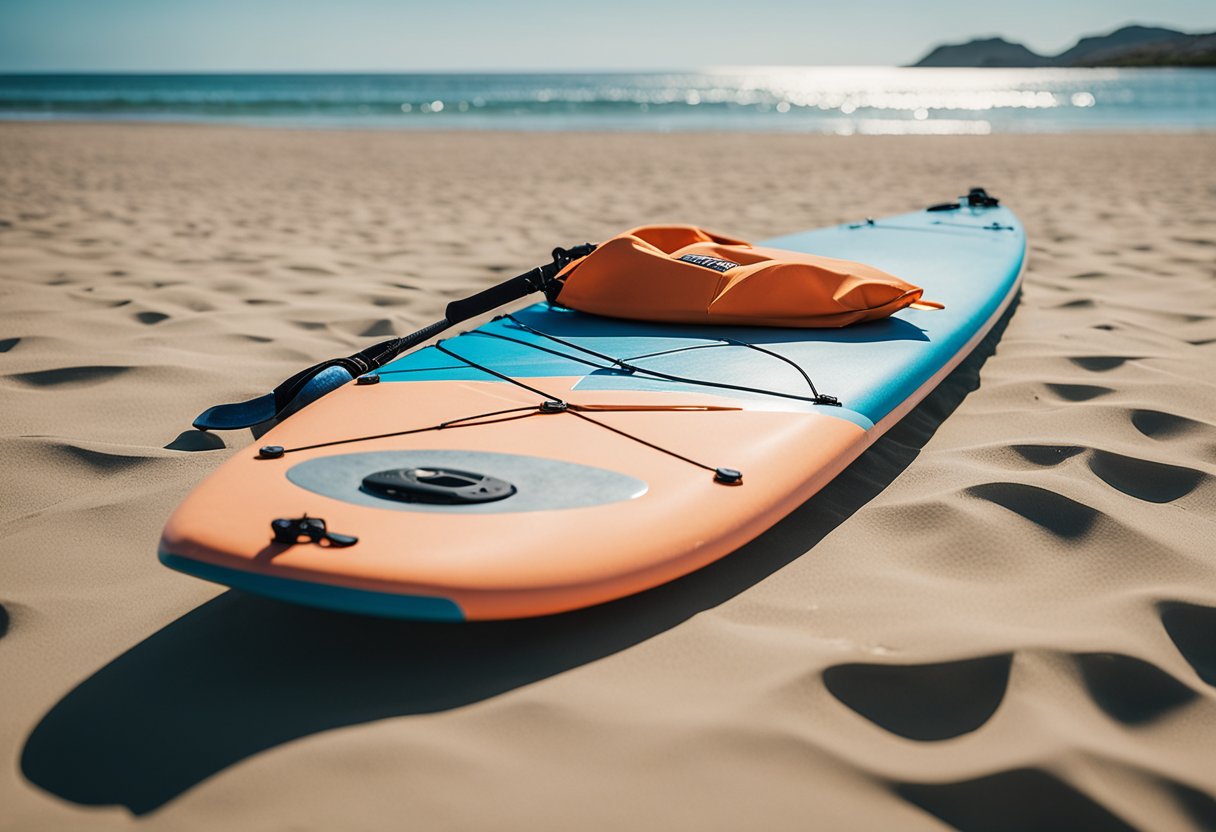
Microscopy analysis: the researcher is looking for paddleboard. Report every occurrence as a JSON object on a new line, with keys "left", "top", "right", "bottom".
{"left": 160, "top": 197, "right": 1025, "bottom": 620}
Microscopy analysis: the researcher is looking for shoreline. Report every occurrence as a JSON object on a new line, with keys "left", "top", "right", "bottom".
{"left": 3, "top": 116, "right": 1216, "bottom": 136}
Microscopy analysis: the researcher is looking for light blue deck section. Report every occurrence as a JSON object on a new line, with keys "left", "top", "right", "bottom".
{"left": 159, "top": 551, "right": 465, "bottom": 621}
{"left": 379, "top": 205, "right": 1024, "bottom": 432}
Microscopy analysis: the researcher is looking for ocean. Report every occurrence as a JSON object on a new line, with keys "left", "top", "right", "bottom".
{"left": 1, "top": 68, "right": 1213, "bottom": 134}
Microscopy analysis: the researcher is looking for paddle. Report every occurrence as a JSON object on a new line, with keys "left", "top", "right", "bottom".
{"left": 193, "top": 243, "right": 596, "bottom": 431}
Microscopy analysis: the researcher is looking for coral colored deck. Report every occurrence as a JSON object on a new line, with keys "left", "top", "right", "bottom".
{"left": 160, "top": 205, "right": 1025, "bottom": 620}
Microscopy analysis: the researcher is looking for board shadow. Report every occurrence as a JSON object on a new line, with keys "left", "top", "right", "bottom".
{"left": 21, "top": 297, "right": 1018, "bottom": 815}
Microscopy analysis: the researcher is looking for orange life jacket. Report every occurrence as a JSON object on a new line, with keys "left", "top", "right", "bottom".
{"left": 553, "top": 225, "right": 940, "bottom": 328}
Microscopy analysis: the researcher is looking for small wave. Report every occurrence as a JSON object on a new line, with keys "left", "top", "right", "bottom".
{"left": 2, "top": 68, "right": 1213, "bottom": 133}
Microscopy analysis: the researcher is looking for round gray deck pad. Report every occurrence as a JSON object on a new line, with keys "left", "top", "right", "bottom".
{"left": 286, "top": 450, "right": 648, "bottom": 514}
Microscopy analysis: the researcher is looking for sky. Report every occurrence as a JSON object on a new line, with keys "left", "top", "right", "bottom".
{"left": 1, "top": 0, "right": 1213, "bottom": 71}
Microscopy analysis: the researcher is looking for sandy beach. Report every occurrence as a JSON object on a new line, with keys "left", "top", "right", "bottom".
{"left": 2, "top": 122, "right": 1215, "bottom": 830}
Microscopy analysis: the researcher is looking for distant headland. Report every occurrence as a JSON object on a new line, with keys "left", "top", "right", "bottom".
{"left": 911, "top": 24, "right": 1216, "bottom": 68}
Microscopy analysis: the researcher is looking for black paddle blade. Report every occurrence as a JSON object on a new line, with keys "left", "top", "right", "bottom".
{"left": 192, "top": 364, "right": 356, "bottom": 431}
{"left": 193, "top": 393, "right": 278, "bottom": 431}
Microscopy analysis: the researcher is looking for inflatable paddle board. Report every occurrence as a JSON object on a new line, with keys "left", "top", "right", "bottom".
{"left": 160, "top": 196, "right": 1025, "bottom": 620}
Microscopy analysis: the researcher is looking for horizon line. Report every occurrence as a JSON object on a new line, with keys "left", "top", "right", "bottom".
{"left": 0, "top": 65, "right": 1189, "bottom": 76}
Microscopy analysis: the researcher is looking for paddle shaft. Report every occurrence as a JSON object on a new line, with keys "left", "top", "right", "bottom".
{"left": 362, "top": 268, "right": 554, "bottom": 371}
{"left": 192, "top": 244, "right": 594, "bottom": 430}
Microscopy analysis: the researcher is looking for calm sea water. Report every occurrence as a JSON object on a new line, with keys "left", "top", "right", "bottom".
{"left": 1, "top": 68, "right": 1213, "bottom": 133}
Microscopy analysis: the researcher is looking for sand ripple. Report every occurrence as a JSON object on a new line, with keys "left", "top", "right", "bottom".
{"left": 824, "top": 654, "right": 1013, "bottom": 740}
{"left": 1, "top": 125, "right": 1214, "bottom": 830}
{"left": 896, "top": 769, "right": 1139, "bottom": 832}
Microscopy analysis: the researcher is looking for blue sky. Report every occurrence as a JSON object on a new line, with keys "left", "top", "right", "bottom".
{"left": 1, "top": 0, "right": 1213, "bottom": 71}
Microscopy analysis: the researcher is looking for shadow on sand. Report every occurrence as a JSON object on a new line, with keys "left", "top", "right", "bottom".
{"left": 21, "top": 300, "right": 1017, "bottom": 815}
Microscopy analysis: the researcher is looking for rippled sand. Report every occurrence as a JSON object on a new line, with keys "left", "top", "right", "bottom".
{"left": 2, "top": 123, "right": 1215, "bottom": 831}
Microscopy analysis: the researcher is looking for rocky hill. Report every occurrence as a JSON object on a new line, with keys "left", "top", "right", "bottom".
{"left": 911, "top": 24, "right": 1216, "bottom": 67}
